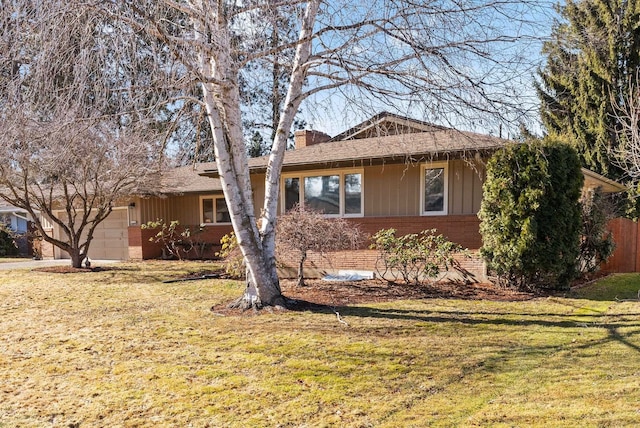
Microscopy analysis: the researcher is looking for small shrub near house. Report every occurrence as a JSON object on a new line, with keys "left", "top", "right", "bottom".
{"left": 370, "top": 228, "right": 467, "bottom": 285}
{"left": 478, "top": 138, "right": 583, "bottom": 291}
{"left": 142, "top": 219, "right": 209, "bottom": 260}
{"left": 277, "top": 205, "right": 362, "bottom": 287}
{"left": 217, "top": 231, "right": 245, "bottom": 279}
{"left": 217, "top": 207, "right": 362, "bottom": 284}
{"left": 0, "top": 224, "right": 18, "bottom": 257}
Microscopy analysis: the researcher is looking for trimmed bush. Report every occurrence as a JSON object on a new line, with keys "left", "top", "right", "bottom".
{"left": 479, "top": 138, "right": 583, "bottom": 290}
{"left": 277, "top": 205, "right": 362, "bottom": 287}
{"left": 217, "top": 231, "right": 245, "bottom": 279}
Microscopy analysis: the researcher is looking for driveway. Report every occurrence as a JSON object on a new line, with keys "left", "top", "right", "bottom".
{"left": 0, "top": 259, "right": 121, "bottom": 270}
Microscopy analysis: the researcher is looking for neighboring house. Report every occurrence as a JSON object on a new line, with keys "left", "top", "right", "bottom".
{"left": 0, "top": 201, "right": 32, "bottom": 235}
{"left": 43, "top": 112, "right": 629, "bottom": 277}
{"left": 0, "top": 201, "right": 35, "bottom": 256}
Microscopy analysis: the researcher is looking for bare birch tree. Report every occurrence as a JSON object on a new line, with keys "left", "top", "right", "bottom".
{"left": 0, "top": 1, "right": 169, "bottom": 267}
{"left": 99, "top": 0, "right": 548, "bottom": 307}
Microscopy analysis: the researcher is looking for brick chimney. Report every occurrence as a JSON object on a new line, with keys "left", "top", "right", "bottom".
{"left": 294, "top": 130, "right": 331, "bottom": 149}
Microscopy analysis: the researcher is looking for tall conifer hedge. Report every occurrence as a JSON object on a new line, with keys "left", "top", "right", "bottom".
{"left": 479, "top": 138, "right": 583, "bottom": 290}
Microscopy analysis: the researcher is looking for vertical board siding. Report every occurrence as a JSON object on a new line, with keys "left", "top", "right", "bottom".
{"left": 363, "top": 160, "right": 484, "bottom": 217}
{"left": 251, "top": 174, "right": 266, "bottom": 215}
{"left": 139, "top": 194, "right": 208, "bottom": 225}
{"left": 450, "top": 159, "right": 485, "bottom": 215}
{"left": 364, "top": 163, "right": 420, "bottom": 216}
{"left": 601, "top": 218, "right": 640, "bottom": 273}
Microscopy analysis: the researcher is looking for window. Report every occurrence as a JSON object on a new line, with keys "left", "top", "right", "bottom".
{"left": 304, "top": 174, "right": 340, "bottom": 214}
{"left": 284, "top": 177, "right": 300, "bottom": 212}
{"left": 281, "top": 170, "right": 363, "bottom": 217}
{"left": 344, "top": 173, "right": 362, "bottom": 215}
{"left": 421, "top": 162, "right": 448, "bottom": 216}
{"left": 200, "top": 195, "right": 231, "bottom": 225}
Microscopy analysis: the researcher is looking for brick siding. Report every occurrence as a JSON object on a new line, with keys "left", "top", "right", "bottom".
{"left": 343, "top": 215, "right": 482, "bottom": 250}
{"left": 128, "top": 224, "right": 233, "bottom": 260}
{"left": 128, "top": 215, "right": 488, "bottom": 280}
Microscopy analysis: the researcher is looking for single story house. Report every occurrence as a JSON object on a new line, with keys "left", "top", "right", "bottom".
{"left": 0, "top": 201, "right": 35, "bottom": 256}
{"left": 0, "top": 201, "right": 32, "bottom": 235}
{"left": 42, "top": 112, "right": 631, "bottom": 277}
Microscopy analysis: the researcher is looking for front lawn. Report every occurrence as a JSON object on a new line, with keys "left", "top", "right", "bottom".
{"left": 0, "top": 262, "right": 638, "bottom": 427}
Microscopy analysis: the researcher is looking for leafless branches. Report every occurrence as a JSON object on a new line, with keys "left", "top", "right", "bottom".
{"left": 611, "top": 74, "right": 640, "bottom": 183}
{"left": 2, "top": 0, "right": 552, "bottom": 296}
{"left": 0, "top": 1, "right": 168, "bottom": 266}
{"left": 277, "top": 205, "right": 362, "bottom": 287}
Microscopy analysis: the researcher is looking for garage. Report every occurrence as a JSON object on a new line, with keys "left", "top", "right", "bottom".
{"left": 54, "top": 207, "right": 130, "bottom": 261}
{"left": 86, "top": 208, "right": 129, "bottom": 260}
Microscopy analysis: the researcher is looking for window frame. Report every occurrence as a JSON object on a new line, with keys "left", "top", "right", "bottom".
{"left": 420, "top": 161, "right": 449, "bottom": 216}
{"left": 199, "top": 194, "right": 232, "bottom": 226}
{"left": 280, "top": 168, "right": 364, "bottom": 218}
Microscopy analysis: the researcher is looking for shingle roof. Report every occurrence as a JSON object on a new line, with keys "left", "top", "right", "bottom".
{"left": 155, "top": 132, "right": 626, "bottom": 195}
{"left": 154, "top": 163, "right": 221, "bottom": 194}
{"left": 203, "top": 128, "right": 510, "bottom": 176}
{"left": 329, "top": 111, "right": 448, "bottom": 141}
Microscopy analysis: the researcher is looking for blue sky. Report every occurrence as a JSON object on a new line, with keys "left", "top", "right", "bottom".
{"left": 297, "top": 0, "right": 561, "bottom": 139}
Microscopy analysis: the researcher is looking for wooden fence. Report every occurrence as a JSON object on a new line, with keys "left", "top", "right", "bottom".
{"left": 601, "top": 217, "right": 640, "bottom": 273}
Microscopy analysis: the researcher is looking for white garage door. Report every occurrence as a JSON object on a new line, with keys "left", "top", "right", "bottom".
{"left": 87, "top": 208, "right": 129, "bottom": 260}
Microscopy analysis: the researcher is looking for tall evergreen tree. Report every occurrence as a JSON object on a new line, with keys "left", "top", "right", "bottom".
{"left": 537, "top": 0, "right": 640, "bottom": 179}
{"left": 479, "top": 138, "right": 584, "bottom": 290}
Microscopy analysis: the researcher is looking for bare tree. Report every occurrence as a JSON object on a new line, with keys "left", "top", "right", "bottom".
{"left": 0, "top": 2, "right": 167, "bottom": 267}
{"left": 612, "top": 74, "right": 640, "bottom": 183}
{"left": 97, "top": 0, "right": 548, "bottom": 307}
{"left": 277, "top": 205, "right": 361, "bottom": 287}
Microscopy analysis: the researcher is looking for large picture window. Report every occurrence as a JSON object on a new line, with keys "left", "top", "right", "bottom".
{"left": 282, "top": 170, "right": 363, "bottom": 217}
{"left": 421, "top": 162, "right": 448, "bottom": 216}
{"left": 200, "top": 195, "right": 231, "bottom": 225}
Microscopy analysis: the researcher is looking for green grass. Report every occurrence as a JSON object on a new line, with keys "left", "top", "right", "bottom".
{"left": 1, "top": 262, "right": 639, "bottom": 427}
{"left": 572, "top": 273, "right": 640, "bottom": 301}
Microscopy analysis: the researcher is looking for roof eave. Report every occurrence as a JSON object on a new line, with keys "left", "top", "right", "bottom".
{"left": 200, "top": 144, "right": 504, "bottom": 178}
{"left": 581, "top": 168, "right": 627, "bottom": 193}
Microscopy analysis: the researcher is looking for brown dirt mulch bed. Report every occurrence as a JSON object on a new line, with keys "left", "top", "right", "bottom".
{"left": 213, "top": 278, "right": 538, "bottom": 315}
{"left": 280, "top": 278, "right": 536, "bottom": 308}
{"left": 29, "top": 265, "right": 539, "bottom": 310}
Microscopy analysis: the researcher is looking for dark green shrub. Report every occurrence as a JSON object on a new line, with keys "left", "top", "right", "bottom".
{"left": 0, "top": 224, "right": 18, "bottom": 257}
{"left": 578, "top": 187, "right": 615, "bottom": 273}
{"left": 370, "top": 228, "right": 466, "bottom": 285}
{"left": 478, "top": 138, "right": 583, "bottom": 290}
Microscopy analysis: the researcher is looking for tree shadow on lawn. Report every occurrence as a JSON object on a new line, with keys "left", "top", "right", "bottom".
{"left": 285, "top": 298, "right": 640, "bottom": 354}
{"left": 336, "top": 305, "right": 640, "bottom": 330}
{"left": 32, "top": 265, "right": 138, "bottom": 274}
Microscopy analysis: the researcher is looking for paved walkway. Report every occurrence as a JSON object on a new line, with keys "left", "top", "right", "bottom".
{"left": 0, "top": 259, "right": 121, "bottom": 270}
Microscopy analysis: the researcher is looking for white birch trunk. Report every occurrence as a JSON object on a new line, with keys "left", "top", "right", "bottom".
{"left": 193, "top": 3, "right": 286, "bottom": 307}
{"left": 260, "top": 0, "right": 320, "bottom": 285}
